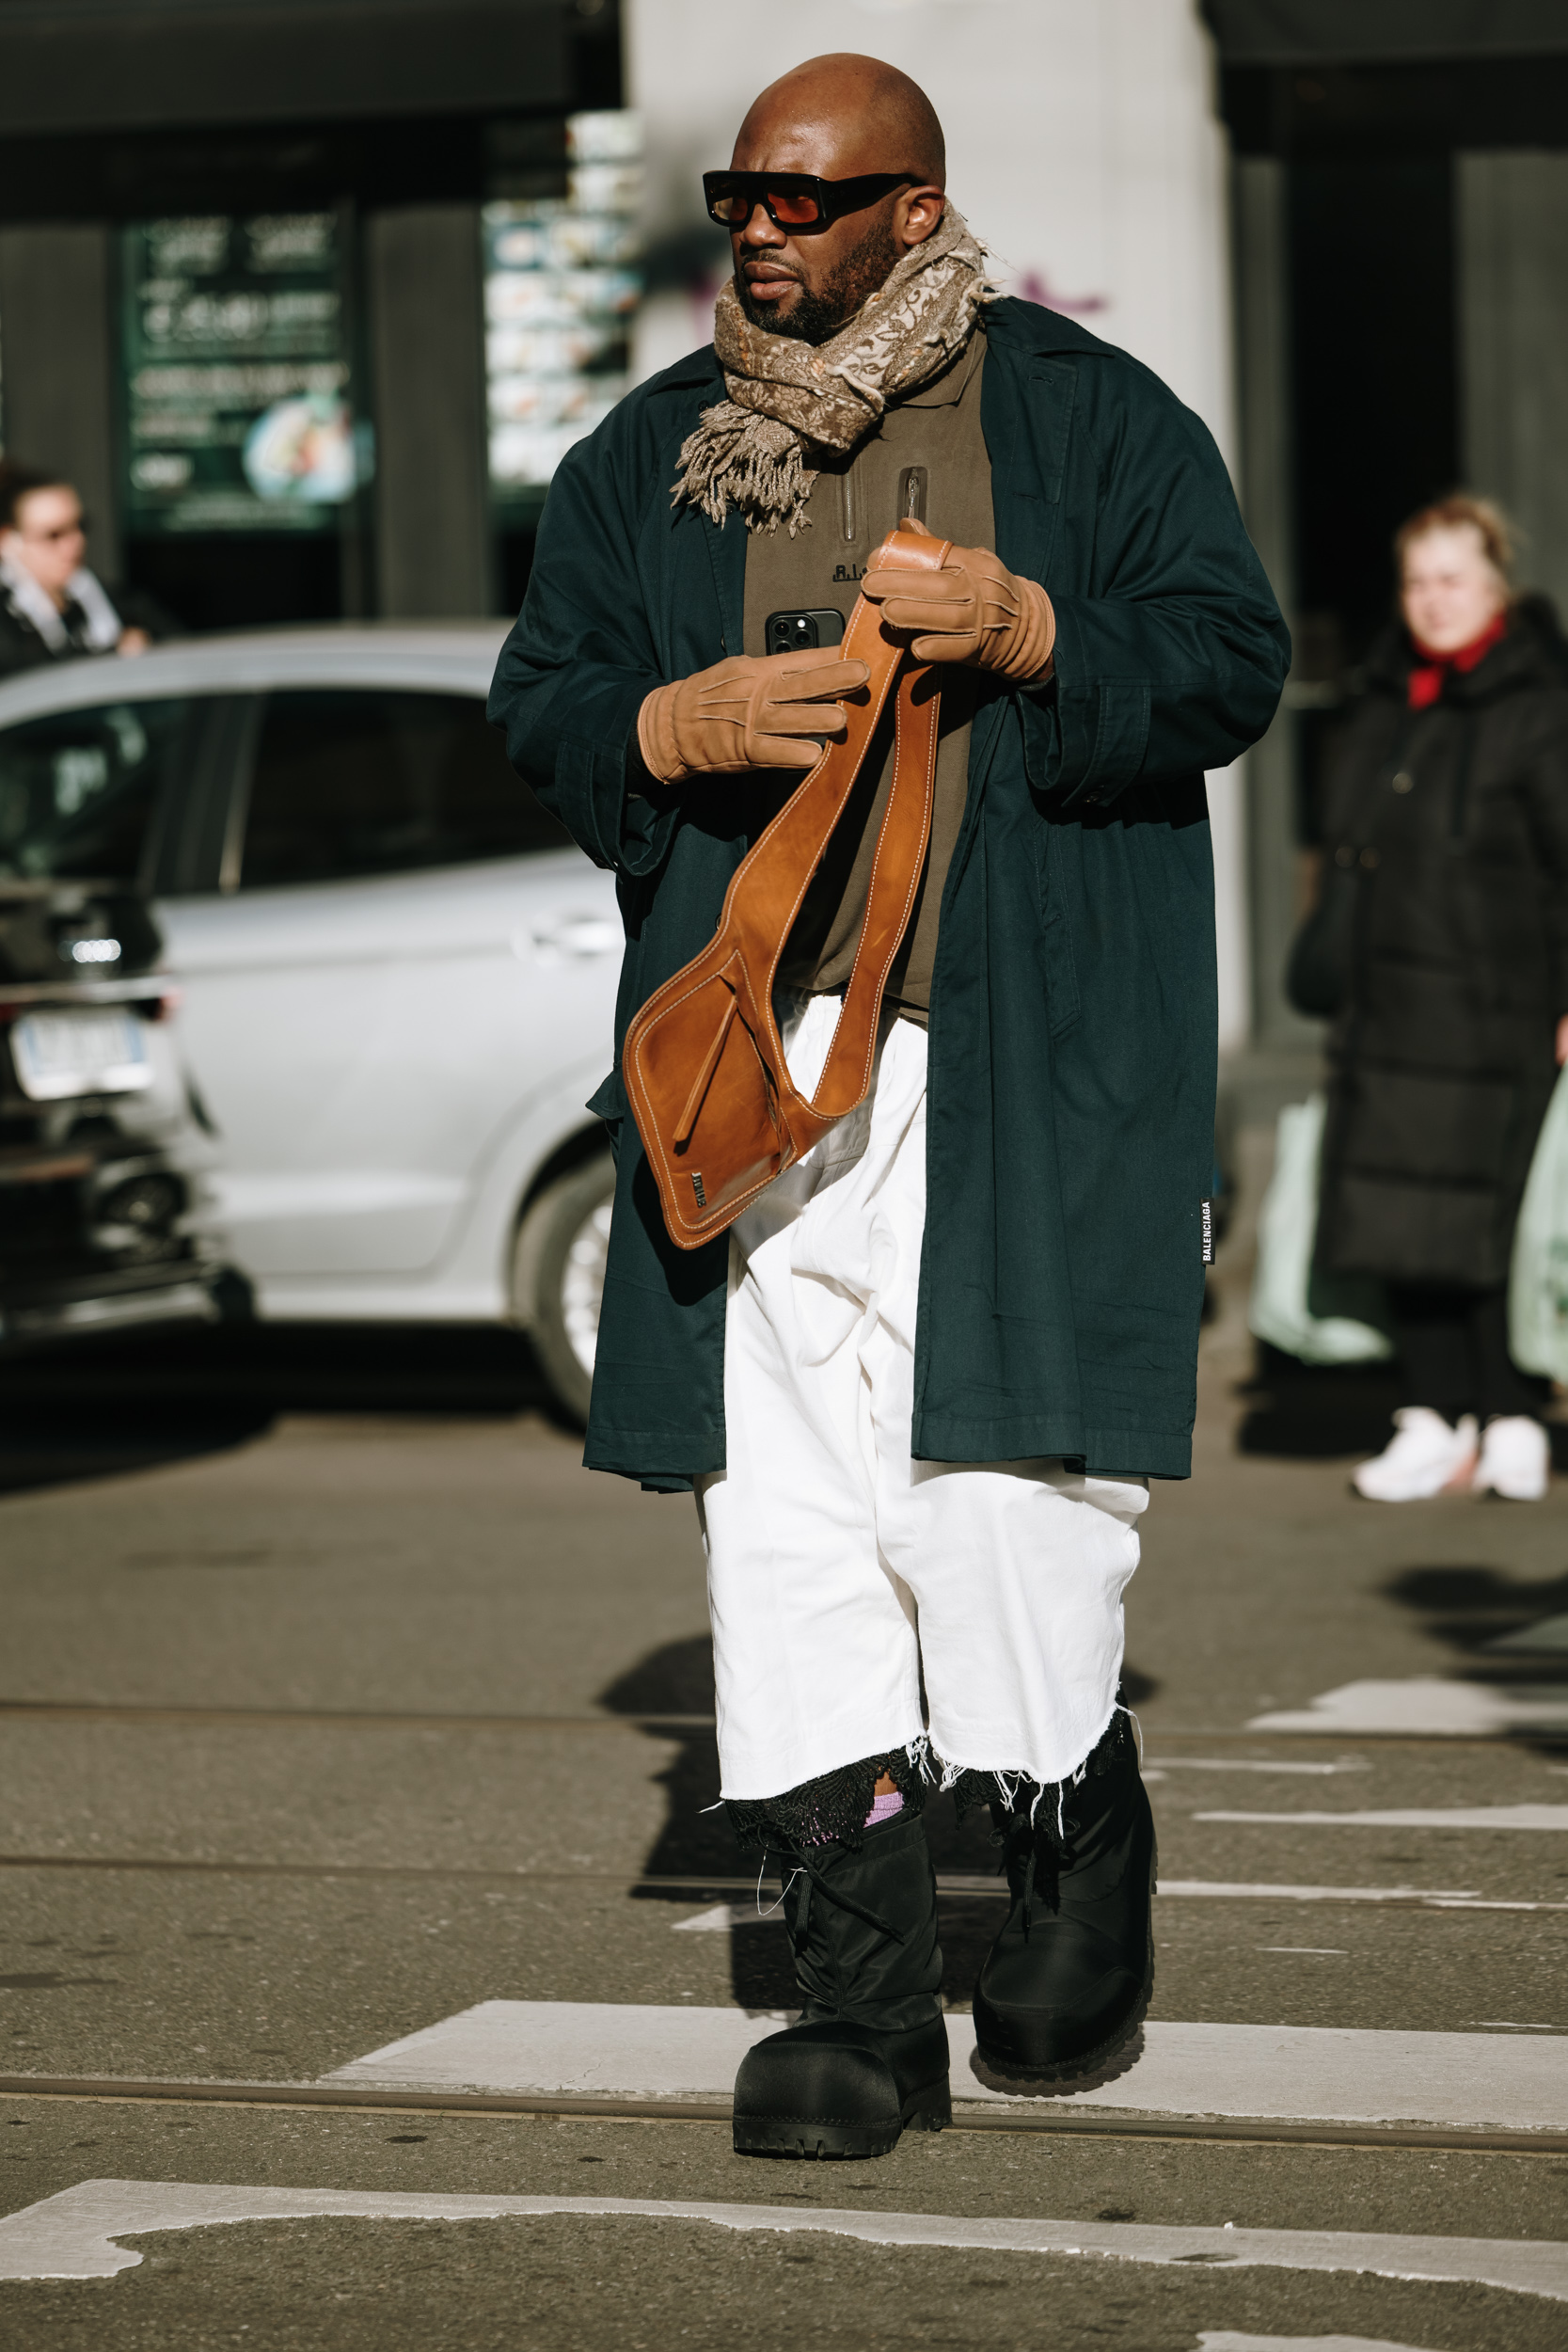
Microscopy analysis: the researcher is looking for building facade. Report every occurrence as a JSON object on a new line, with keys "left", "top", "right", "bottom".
{"left": 1212, "top": 2, "right": 1568, "bottom": 1054}
{"left": 3, "top": 0, "right": 1566, "bottom": 1061}
{"left": 0, "top": 0, "right": 625, "bottom": 630}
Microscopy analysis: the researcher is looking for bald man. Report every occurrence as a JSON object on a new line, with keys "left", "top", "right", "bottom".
{"left": 492, "top": 56, "right": 1288, "bottom": 2158}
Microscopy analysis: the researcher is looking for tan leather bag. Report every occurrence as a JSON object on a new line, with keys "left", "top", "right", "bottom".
{"left": 624, "top": 524, "right": 947, "bottom": 1251}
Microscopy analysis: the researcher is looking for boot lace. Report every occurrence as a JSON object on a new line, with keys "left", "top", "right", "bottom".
{"left": 998, "top": 1814, "right": 1062, "bottom": 1944}
{"left": 766, "top": 1842, "right": 905, "bottom": 1949}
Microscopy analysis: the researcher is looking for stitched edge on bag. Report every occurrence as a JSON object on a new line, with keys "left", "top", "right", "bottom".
{"left": 626, "top": 581, "right": 920, "bottom": 1245}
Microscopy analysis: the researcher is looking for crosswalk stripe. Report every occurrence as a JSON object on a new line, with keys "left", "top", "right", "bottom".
{"left": 1197, "top": 2336, "right": 1434, "bottom": 2351}
{"left": 673, "top": 1902, "right": 766, "bottom": 1931}
{"left": 1195, "top": 1807, "right": 1568, "bottom": 1830}
{"left": 1484, "top": 1612, "right": 1568, "bottom": 1655}
{"left": 1157, "top": 1882, "right": 1476, "bottom": 1903}
{"left": 1, "top": 2180, "right": 1562, "bottom": 2299}
{"left": 1146, "top": 1759, "right": 1371, "bottom": 1775}
{"left": 1247, "top": 1681, "right": 1568, "bottom": 1738}
{"left": 321, "top": 2003, "right": 1568, "bottom": 2132}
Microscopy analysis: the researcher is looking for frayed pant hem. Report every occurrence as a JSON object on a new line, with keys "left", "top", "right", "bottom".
{"left": 723, "top": 1736, "right": 934, "bottom": 1851}
{"left": 935, "top": 1705, "right": 1139, "bottom": 1850}
{"left": 929, "top": 1692, "right": 1133, "bottom": 1807}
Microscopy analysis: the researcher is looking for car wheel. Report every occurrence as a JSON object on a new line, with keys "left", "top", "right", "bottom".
{"left": 511, "top": 1152, "right": 615, "bottom": 1425}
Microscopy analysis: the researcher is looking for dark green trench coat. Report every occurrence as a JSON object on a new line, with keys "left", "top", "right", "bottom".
{"left": 489, "top": 299, "right": 1288, "bottom": 1489}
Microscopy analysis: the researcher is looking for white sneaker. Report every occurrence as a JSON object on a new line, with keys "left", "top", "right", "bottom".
{"left": 1471, "top": 1415, "right": 1550, "bottom": 1502}
{"left": 1353, "top": 1407, "right": 1479, "bottom": 1501}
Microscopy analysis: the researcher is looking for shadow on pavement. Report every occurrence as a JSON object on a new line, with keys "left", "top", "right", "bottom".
{"left": 1237, "top": 1341, "right": 1568, "bottom": 1471}
{"left": 599, "top": 1636, "right": 732, "bottom": 1880}
{"left": 0, "top": 1408, "right": 273, "bottom": 1498}
{"left": 0, "top": 1319, "right": 564, "bottom": 1495}
{"left": 1385, "top": 1560, "right": 1568, "bottom": 1673}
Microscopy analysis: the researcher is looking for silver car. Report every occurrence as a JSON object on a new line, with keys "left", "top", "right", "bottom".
{"left": 0, "top": 627, "right": 623, "bottom": 1419}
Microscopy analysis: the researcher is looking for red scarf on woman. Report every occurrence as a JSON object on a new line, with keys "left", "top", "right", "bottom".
{"left": 1407, "top": 611, "right": 1508, "bottom": 708}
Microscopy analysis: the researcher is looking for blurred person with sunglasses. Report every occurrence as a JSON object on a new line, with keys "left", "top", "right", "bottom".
{"left": 0, "top": 463, "right": 173, "bottom": 679}
{"left": 492, "top": 55, "right": 1287, "bottom": 2156}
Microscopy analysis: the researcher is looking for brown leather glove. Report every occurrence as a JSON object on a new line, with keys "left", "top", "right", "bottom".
{"left": 637, "top": 647, "right": 870, "bottom": 785}
{"left": 861, "top": 518, "right": 1055, "bottom": 683}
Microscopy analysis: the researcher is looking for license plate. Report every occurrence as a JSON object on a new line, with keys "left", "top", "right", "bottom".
{"left": 9, "top": 1008, "right": 151, "bottom": 1102}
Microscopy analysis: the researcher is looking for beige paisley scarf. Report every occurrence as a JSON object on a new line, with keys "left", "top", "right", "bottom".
{"left": 673, "top": 205, "right": 995, "bottom": 534}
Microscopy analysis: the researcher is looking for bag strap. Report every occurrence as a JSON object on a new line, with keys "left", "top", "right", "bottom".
{"left": 622, "top": 526, "right": 948, "bottom": 1248}
{"left": 804, "top": 659, "right": 942, "bottom": 1117}
{"left": 709, "top": 524, "right": 947, "bottom": 1128}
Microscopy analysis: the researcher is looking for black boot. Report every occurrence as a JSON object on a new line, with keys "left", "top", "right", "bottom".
{"left": 970, "top": 1714, "right": 1155, "bottom": 2084}
{"left": 733, "top": 1807, "right": 951, "bottom": 2159}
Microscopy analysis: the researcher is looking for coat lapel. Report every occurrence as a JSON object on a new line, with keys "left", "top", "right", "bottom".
{"left": 653, "top": 355, "right": 742, "bottom": 673}
{"left": 962, "top": 326, "right": 1074, "bottom": 809}
{"left": 702, "top": 503, "right": 748, "bottom": 660}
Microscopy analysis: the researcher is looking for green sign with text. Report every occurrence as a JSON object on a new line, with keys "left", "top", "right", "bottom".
{"left": 121, "top": 213, "right": 366, "bottom": 536}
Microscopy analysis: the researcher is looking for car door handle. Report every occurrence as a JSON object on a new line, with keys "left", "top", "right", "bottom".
{"left": 523, "top": 914, "right": 622, "bottom": 962}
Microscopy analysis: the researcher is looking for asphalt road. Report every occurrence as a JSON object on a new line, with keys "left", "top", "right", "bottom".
{"left": 1, "top": 1236, "right": 1566, "bottom": 2351}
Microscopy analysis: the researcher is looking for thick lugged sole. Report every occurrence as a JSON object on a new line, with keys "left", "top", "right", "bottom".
{"left": 973, "top": 1952, "right": 1153, "bottom": 2089}
{"left": 973, "top": 1842, "right": 1158, "bottom": 2090}
{"left": 732, "top": 2075, "right": 951, "bottom": 2159}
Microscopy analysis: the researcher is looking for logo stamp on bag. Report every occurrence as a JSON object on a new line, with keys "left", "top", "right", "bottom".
{"left": 690, "top": 1171, "right": 707, "bottom": 1210}
{"left": 1200, "top": 1198, "right": 1215, "bottom": 1265}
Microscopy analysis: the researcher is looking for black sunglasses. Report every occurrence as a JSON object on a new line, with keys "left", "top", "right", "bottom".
{"left": 703, "top": 170, "right": 916, "bottom": 232}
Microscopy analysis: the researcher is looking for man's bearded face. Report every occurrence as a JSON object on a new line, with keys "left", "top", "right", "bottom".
{"left": 734, "top": 208, "right": 901, "bottom": 345}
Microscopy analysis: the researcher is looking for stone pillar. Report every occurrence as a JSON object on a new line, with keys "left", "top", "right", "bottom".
{"left": 0, "top": 223, "right": 119, "bottom": 580}
{"left": 1458, "top": 151, "right": 1568, "bottom": 617}
{"left": 366, "top": 205, "right": 490, "bottom": 618}
{"left": 625, "top": 0, "right": 1253, "bottom": 1047}
{"left": 627, "top": 0, "right": 1234, "bottom": 441}
{"left": 1234, "top": 155, "right": 1319, "bottom": 1055}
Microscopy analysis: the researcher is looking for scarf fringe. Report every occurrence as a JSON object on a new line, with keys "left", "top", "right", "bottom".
{"left": 673, "top": 207, "right": 994, "bottom": 534}
{"left": 673, "top": 405, "right": 817, "bottom": 535}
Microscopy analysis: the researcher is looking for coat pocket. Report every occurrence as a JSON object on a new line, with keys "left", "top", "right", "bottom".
{"left": 586, "top": 1068, "right": 626, "bottom": 1164}
{"left": 1088, "top": 679, "right": 1151, "bottom": 795}
{"left": 1034, "top": 818, "right": 1082, "bottom": 1039}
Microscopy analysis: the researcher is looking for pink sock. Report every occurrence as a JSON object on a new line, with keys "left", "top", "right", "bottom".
{"left": 865, "top": 1789, "right": 904, "bottom": 1828}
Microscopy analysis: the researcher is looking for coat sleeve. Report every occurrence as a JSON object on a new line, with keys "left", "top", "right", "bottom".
{"left": 486, "top": 408, "right": 681, "bottom": 877}
{"left": 1022, "top": 358, "right": 1291, "bottom": 809}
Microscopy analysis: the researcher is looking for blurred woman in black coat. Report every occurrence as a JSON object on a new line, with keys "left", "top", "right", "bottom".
{"left": 1312, "top": 496, "right": 1568, "bottom": 1502}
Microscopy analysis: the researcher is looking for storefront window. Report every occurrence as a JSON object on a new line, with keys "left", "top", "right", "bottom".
{"left": 483, "top": 108, "right": 642, "bottom": 518}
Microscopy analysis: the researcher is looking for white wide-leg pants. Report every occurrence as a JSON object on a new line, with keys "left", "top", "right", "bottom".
{"left": 697, "top": 994, "right": 1148, "bottom": 1806}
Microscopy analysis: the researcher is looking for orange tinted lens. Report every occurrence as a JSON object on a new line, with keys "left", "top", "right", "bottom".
{"left": 767, "top": 189, "right": 821, "bottom": 224}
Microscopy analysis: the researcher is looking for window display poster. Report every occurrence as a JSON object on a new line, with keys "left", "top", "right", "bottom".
{"left": 121, "top": 213, "right": 369, "bottom": 535}
{"left": 485, "top": 109, "right": 642, "bottom": 507}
